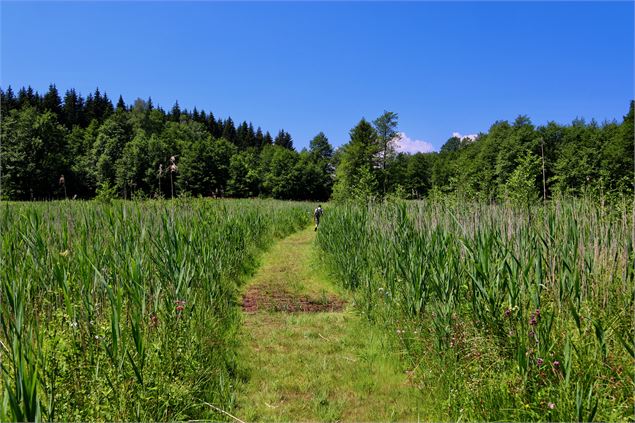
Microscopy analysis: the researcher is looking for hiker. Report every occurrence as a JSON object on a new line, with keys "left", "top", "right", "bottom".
{"left": 314, "top": 205, "right": 323, "bottom": 231}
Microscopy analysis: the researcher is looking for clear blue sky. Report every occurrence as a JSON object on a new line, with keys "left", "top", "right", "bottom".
{"left": 2, "top": 1, "right": 633, "bottom": 152}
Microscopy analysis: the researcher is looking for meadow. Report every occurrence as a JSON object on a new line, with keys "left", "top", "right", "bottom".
{"left": 0, "top": 199, "right": 310, "bottom": 421}
{"left": 316, "top": 197, "right": 634, "bottom": 421}
{"left": 1, "top": 196, "right": 633, "bottom": 422}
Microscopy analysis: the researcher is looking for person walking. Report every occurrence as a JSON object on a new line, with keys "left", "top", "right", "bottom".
{"left": 314, "top": 204, "right": 324, "bottom": 231}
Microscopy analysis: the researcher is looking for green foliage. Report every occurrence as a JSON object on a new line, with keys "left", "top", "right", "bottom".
{"left": 1, "top": 84, "right": 632, "bottom": 202}
{"left": 94, "top": 181, "right": 117, "bottom": 202}
{"left": 332, "top": 119, "right": 380, "bottom": 201}
{"left": 0, "top": 199, "right": 311, "bottom": 421}
{"left": 317, "top": 200, "right": 634, "bottom": 421}
{"left": 178, "top": 137, "right": 236, "bottom": 196}
{"left": 505, "top": 151, "right": 541, "bottom": 206}
{"left": 373, "top": 111, "right": 399, "bottom": 194}
{"left": 274, "top": 129, "right": 293, "bottom": 150}
{"left": 0, "top": 107, "right": 68, "bottom": 200}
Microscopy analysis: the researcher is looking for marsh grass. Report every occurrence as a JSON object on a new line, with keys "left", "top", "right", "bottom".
{"left": 316, "top": 198, "right": 634, "bottom": 421}
{"left": 0, "top": 198, "right": 310, "bottom": 421}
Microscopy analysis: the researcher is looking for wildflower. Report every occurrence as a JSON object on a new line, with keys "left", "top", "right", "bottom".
{"left": 548, "top": 402, "right": 555, "bottom": 410}
{"left": 504, "top": 308, "right": 511, "bottom": 317}
{"left": 553, "top": 360, "right": 560, "bottom": 368}
{"left": 69, "top": 321, "right": 78, "bottom": 329}
{"left": 536, "top": 358, "right": 544, "bottom": 367}
{"left": 529, "top": 308, "right": 540, "bottom": 326}
{"left": 150, "top": 314, "right": 159, "bottom": 328}
{"left": 60, "top": 249, "right": 70, "bottom": 257}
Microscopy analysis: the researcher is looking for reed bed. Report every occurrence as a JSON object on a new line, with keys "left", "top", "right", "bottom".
{"left": 317, "top": 198, "right": 634, "bottom": 421}
{"left": 0, "top": 198, "right": 310, "bottom": 421}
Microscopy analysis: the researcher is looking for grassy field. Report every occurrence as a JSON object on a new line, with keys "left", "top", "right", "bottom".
{"left": 316, "top": 198, "right": 634, "bottom": 421}
{"left": 235, "top": 228, "right": 431, "bottom": 421}
{"left": 0, "top": 199, "right": 310, "bottom": 421}
{"left": 2, "top": 197, "right": 632, "bottom": 421}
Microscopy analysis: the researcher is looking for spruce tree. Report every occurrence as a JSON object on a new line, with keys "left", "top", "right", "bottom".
{"left": 63, "top": 89, "right": 84, "bottom": 128}
{"left": 170, "top": 101, "right": 181, "bottom": 122}
{"left": 222, "top": 117, "right": 237, "bottom": 144}
{"left": 116, "top": 95, "right": 126, "bottom": 112}
{"left": 1, "top": 86, "right": 17, "bottom": 114}
{"left": 263, "top": 131, "right": 273, "bottom": 146}
{"left": 255, "top": 127, "right": 264, "bottom": 148}
{"left": 247, "top": 123, "right": 256, "bottom": 147}
{"left": 274, "top": 129, "right": 293, "bottom": 150}
{"left": 43, "top": 84, "right": 63, "bottom": 117}
{"left": 207, "top": 112, "right": 218, "bottom": 137}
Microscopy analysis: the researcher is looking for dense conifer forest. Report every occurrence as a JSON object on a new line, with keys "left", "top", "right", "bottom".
{"left": 1, "top": 84, "right": 632, "bottom": 202}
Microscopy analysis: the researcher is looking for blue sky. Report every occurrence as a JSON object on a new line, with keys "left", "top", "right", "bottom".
{"left": 2, "top": 1, "right": 633, "bottom": 152}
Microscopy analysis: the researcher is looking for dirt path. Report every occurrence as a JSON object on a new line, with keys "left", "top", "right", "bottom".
{"left": 234, "top": 227, "right": 429, "bottom": 422}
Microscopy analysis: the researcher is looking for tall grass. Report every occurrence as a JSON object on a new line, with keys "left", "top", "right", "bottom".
{"left": 0, "top": 198, "right": 310, "bottom": 421}
{"left": 317, "top": 198, "right": 634, "bottom": 421}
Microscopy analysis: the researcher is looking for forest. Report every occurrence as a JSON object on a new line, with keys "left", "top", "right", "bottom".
{"left": 1, "top": 84, "right": 633, "bottom": 203}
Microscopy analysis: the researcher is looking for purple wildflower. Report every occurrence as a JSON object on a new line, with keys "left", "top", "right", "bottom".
{"left": 536, "top": 358, "right": 544, "bottom": 366}
{"left": 553, "top": 360, "right": 560, "bottom": 368}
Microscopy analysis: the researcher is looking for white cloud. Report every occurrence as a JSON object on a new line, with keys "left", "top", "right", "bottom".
{"left": 394, "top": 132, "right": 435, "bottom": 154}
{"left": 452, "top": 132, "right": 478, "bottom": 141}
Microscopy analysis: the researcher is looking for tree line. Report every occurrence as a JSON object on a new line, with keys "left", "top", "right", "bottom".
{"left": 1, "top": 84, "right": 632, "bottom": 203}
{"left": 1, "top": 85, "right": 331, "bottom": 201}
{"left": 333, "top": 104, "right": 633, "bottom": 204}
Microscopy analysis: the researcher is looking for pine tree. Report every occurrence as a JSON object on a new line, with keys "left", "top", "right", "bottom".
{"left": 263, "top": 131, "right": 273, "bottom": 146}
{"left": 255, "top": 127, "right": 264, "bottom": 148}
{"left": 116, "top": 95, "right": 126, "bottom": 112}
{"left": 236, "top": 121, "right": 249, "bottom": 149}
{"left": 274, "top": 129, "right": 293, "bottom": 150}
{"left": 247, "top": 123, "right": 256, "bottom": 147}
{"left": 222, "top": 117, "right": 237, "bottom": 143}
{"left": 170, "top": 101, "right": 181, "bottom": 122}
{"left": 42, "top": 84, "right": 63, "bottom": 117}
{"left": 207, "top": 112, "right": 218, "bottom": 137}
{"left": 63, "top": 89, "right": 84, "bottom": 128}
{"left": 1, "top": 86, "right": 17, "bottom": 115}
{"left": 18, "top": 86, "right": 38, "bottom": 109}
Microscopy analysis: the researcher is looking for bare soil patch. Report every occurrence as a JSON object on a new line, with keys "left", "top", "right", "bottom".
{"left": 242, "top": 286, "right": 346, "bottom": 313}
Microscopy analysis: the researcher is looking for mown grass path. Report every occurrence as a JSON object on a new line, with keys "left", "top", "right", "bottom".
{"left": 234, "top": 227, "right": 429, "bottom": 422}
